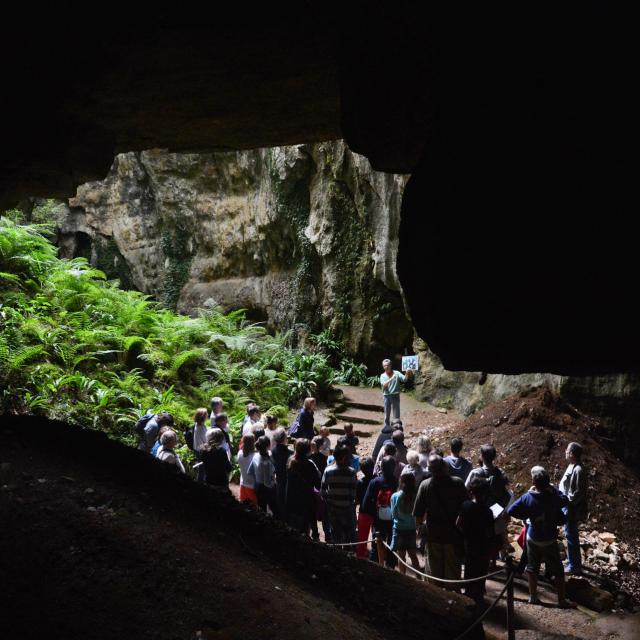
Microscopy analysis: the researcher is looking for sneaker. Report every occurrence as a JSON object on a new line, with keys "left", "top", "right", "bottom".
{"left": 564, "top": 566, "right": 583, "bottom": 576}
{"left": 528, "top": 596, "right": 542, "bottom": 605}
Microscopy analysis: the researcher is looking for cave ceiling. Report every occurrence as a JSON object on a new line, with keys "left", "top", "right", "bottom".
{"left": 2, "top": 2, "right": 638, "bottom": 375}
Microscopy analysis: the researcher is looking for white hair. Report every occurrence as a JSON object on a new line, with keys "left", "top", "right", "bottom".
{"left": 382, "top": 358, "right": 392, "bottom": 367}
{"left": 406, "top": 449, "right": 420, "bottom": 466}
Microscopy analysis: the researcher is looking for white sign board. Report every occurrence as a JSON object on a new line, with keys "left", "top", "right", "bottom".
{"left": 402, "top": 355, "right": 419, "bottom": 371}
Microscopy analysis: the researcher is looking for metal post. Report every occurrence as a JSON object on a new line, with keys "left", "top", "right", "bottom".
{"left": 505, "top": 556, "right": 515, "bottom": 640}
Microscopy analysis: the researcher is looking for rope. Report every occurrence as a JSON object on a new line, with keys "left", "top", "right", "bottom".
{"left": 382, "top": 541, "right": 504, "bottom": 584}
{"left": 324, "top": 539, "right": 374, "bottom": 547}
{"left": 451, "top": 573, "right": 513, "bottom": 640}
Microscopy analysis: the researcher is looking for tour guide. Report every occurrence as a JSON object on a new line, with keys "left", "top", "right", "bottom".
{"left": 380, "top": 358, "right": 413, "bottom": 429}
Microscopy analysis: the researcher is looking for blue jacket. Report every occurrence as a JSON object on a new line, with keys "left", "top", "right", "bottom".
{"left": 507, "top": 486, "right": 568, "bottom": 543}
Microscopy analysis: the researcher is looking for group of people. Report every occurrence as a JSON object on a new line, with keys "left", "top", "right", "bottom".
{"left": 136, "top": 359, "right": 589, "bottom": 610}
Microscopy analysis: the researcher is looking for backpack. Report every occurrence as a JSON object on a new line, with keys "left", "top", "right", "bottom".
{"left": 485, "top": 467, "right": 510, "bottom": 508}
{"left": 184, "top": 426, "right": 195, "bottom": 451}
{"left": 376, "top": 488, "right": 393, "bottom": 521}
{"left": 134, "top": 413, "right": 155, "bottom": 437}
{"left": 288, "top": 412, "right": 302, "bottom": 438}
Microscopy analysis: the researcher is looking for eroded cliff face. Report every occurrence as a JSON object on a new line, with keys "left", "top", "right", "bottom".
{"left": 60, "top": 142, "right": 412, "bottom": 365}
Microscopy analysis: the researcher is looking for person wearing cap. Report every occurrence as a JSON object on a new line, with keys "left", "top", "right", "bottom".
{"left": 507, "top": 466, "right": 575, "bottom": 608}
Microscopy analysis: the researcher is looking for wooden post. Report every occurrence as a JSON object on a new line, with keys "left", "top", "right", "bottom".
{"left": 506, "top": 556, "right": 515, "bottom": 640}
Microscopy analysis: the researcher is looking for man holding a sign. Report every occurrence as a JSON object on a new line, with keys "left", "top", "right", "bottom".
{"left": 380, "top": 358, "right": 415, "bottom": 430}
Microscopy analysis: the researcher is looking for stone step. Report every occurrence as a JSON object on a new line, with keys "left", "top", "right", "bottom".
{"left": 328, "top": 424, "right": 375, "bottom": 438}
{"left": 334, "top": 409, "right": 382, "bottom": 426}
{"left": 342, "top": 399, "right": 383, "bottom": 413}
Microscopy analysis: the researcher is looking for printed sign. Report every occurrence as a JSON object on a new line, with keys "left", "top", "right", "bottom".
{"left": 402, "top": 355, "right": 419, "bottom": 371}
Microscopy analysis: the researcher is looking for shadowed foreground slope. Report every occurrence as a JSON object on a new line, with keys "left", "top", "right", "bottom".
{"left": 0, "top": 415, "right": 481, "bottom": 640}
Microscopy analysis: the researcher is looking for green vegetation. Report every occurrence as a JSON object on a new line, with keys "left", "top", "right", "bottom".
{"left": 0, "top": 219, "right": 369, "bottom": 456}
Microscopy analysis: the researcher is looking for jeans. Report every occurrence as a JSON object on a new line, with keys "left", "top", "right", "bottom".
{"left": 565, "top": 516, "right": 582, "bottom": 572}
{"left": 328, "top": 507, "right": 356, "bottom": 545}
{"left": 383, "top": 394, "right": 400, "bottom": 430}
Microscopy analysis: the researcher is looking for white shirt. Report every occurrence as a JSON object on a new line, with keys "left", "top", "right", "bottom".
{"left": 193, "top": 422, "right": 208, "bottom": 451}
{"left": 237, "top": 450, "right": 256, "bottom": 488}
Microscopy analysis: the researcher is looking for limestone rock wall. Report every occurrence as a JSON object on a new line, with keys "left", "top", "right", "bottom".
{"left": 61, "top": 142, "right": 412, "bottom": 365}
{"left": 59, "top": 142, "right": 640, "bottom": 467}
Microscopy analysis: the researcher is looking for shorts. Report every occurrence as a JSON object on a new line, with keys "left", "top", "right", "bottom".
{"left": 391, "top": 528, "right": 417, "bottom": 552}
{"left": 525, "top": 538, "right": 563, "bottom": 578}
{"left": 239, "top": 485, "right": 257, "bottom": 505}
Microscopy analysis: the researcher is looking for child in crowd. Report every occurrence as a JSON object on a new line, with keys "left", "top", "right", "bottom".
{"left": 191, "top": 407, "right": 209, "bottom": 482}
{"left": 355, "top": 456, "right": 375, "bottom": 559}
{"left": 151, "top": 425, "right": 172, "bottom": 458}
{"left": 317, "top": 426, "right": 332, "bottom": 457}
{"left": 310, "top": 436, "right": 328, "bottom": 476}
{"left": 201, "top": 428, "right": 232, "bottom": 489}
{"left": 156, "top": 430, "right": 186, "bottom": 473}
{"left": 236, "top": 434, "right": 257, "bottom": 505}
{"left": 391, "top": 472, "right": 421, "bottom": 576}
{"left": 342, "top": 423, "right": 359, "bottom": 455}
{"left": 362, "top": 455, "right": 398, "bottom": 568}
{"left": 327, "top": 436, "right": 360, "bottom": 471}
{"left": 264, "top": 415, "right": 279, "bottom": 450}
{"left": 248, "top": 435, "right": 278, "bottom": 516}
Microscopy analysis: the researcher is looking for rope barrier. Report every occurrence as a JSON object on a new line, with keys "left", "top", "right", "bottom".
{"left": 451, "top": 573, "right": 514, "bottom": 640}
{"left": 324, "top": 539, "right": 374, "bottom": 547}
{"left": 381, "top": 541, "right": 504, "bottom": 584}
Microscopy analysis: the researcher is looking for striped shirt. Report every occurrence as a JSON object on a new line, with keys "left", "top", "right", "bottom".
{"left": 321, "top": 464, "right": 357, "bottom": 510}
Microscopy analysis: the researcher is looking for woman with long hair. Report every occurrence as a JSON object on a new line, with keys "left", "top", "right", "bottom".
{"left": 391, "top": 472, "right": 421, "bottom": 576}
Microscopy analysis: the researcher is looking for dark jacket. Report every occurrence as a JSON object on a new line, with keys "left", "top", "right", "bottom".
{"left": 309, "top": 452, "right": 328, "bottom": 476}
{"left": 297, "top": 408, "right": 316, "bottom": 441}
{"left": 286, "top": 458, "right": 320, "bottom": 519}
{"left": 272, "top": 443, "right": 292, "bottom": 483}
{"left": 507, "top": 486, "right": 568, "bottom": 543}
{"left": 413, "top": 476, "right": 468, "bottom": 544}
{"left": 362, "top": 475, "right": 398, "bottom": 519}
{"left": 201, "top": 447, "right": 232, "bottom": 487}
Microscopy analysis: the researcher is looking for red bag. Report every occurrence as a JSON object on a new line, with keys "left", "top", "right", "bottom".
{"left": 516, "top": 524, "right": 527, "bottom": 549}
